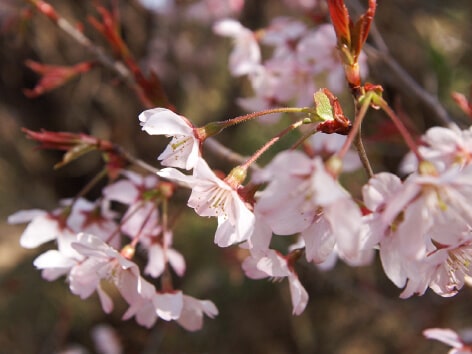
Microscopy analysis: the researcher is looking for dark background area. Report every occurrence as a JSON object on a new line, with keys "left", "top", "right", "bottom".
{"left": 0, "top": 0, "right": 471, "bottom": 353}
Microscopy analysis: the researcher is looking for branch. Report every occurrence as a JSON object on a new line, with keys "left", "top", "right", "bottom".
{"left": 365, "top": 45, "right": 453, "bottom": 127}
{"left": 349, "top": 0, "right": 453, "bottom": 126}
{"left": 25, "top": 0, "right": 253, "bottom": 169}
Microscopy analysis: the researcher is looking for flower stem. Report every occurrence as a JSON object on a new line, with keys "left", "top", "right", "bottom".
{"left": 354, "top": 125, "right": 374, "bottom": 178}
{"left": 240, "top": 119, "right": 306, "bottom": 171}
{"left": 71, "top": 168, "right": 108, "bottom": 206}
{"left": 337, "top": 94, "right": 371, "bottom": 161}
{"left": 377, "top": 98, "right": 422, "bottom": 161}
{"left": 220, "top": 107, "right": 310, "bottom": 128}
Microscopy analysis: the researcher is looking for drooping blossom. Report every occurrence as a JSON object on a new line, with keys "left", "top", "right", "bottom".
{"left": 423, "top": 328, "right": 472, "bottom": 354}
{"left": 122, "top": 289, "right": 184, "bottom": 328}
{"left": 8, "top": 198, "right": 119, "bottom": 281}
{"left": 158, "top": 158, "right": 255, "bottom": 247}
{"left": 242, "top": 249, "right": 308, "bottom": 315}
{"left": 69, "top": 233, "right": 154, "bottom": 314}
{"left": 103, "top": 170, "right": 160, "bottom": 237}
{"left": 139, "top": 108, "right": 202, "bottom": 170}
{"left": 103, "top": 170, "right": 176, "bottom": 277}
{"left": 91, "top": 324, "right": 123, "bottom": 354}
{"left": 255, "top": 150, "right": 371, "bottom": 266}
{"left": 144, "top": 230, "right": 186, "bottom": 278}
{"left": 362, "top": 167, "right": 472, "bottom": 298}
{"left": 177, "top": 295, "right": 219, "bottom": 331}
{"left": 400, "top": 124, "right": 472, "bottom": 174}
{"left": 213, "top": 19, "right": 261, "bottom": 76}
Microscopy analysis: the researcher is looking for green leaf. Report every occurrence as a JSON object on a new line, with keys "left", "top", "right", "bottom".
{"left": 314, "top": 90, "right": 334, "bottom": 122}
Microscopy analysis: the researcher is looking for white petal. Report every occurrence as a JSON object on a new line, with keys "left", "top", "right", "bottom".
{"left": 139, "top": 108, "right": 193, "bottom": 136}
{"left": 153, "top": 292, "right": 183, "bottom": 321}
{"left": 288, "top": 274, "right": 309, "bottom": 315}
{"left": 19, "top": 214, "right": 61, "bottom": 249}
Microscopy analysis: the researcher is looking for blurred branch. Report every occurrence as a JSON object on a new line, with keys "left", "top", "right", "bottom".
{"left": 24, "top": 0, "right": 251, "bottom": 169}
{"left": 25, "top": 0, "right": 134, "bottom": 87}
{"left": 350, "top": 0, "right": 453, "bottom": 126}
{"left": 365, "top": 45, "right": 453, "bottom": 127}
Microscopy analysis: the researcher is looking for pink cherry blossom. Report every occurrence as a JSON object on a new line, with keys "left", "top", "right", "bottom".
{"left": 186, "top": 0, "right": 244, "bottom": 23}
{"left": 144, "top": 230, "right": 186, "bottom": 278}
{"left": 91, "top": 324, "right": 122, "bottom": 354}
{"left": 401, "top": 125, "right": 472, "bottom": 174}
{"left": 177, "top": 295, "right": 219, "bottom": 331}
{"left": 363, "top": 168, "right": 472, "bottom": 298}
{"left": 122, "top": 289, "right": 183, "bottom": 327}
{"left": 309, "top": 132, "right": 361, "bottom": 172}
{"left": 242, "top": 249, "right": 308, "bottom": 315}
{"left": 255, "top": 150, "right": 370, "bottom": 265}
{"left": 8, "top": 197, "right": 118, "bottom": 249}
{"left": 103, "top": 170, "right": 161, "bottom": 241}
{"left": 213, "top": 19, "right": 261, "bottom": 76}
{"left": 158, "top": 158, "right": 255, "bottom": 247}
{"left": 424, "top": 328, "right": 472, "bottom": 354}
{"left": 139, "top": 108, "right": 201, "bottom": 170}
{"left": 69, "top": 233, "right": 153, "bottom": 314}
{"left": 8, "top": 208, "right": 69, "bottom": 249}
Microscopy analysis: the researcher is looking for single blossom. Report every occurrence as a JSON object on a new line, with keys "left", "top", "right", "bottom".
{"left": 400, "top": 124, "right": 472, "bottom": 174}
{"left": 121, "top": 289, "right": 184, "bottom": 328}
{"left": 158, "top": 158, "right": 255, "bottom": 247}
{"left": 69, "top": 233, "right": 154, "bottom": 314}
{"left": 144, "top": 230, "right": 186, "bottom": 278}
{"left": 177, "top": 295, "right": 219, "bottom": 331}
{"left": 91, "top": 324, "right": 123, "bottom": 354}
{"left": 139, "top": 108, "right": 201, "bottom": 170}
{"left": 242, "top": 249, "right": 308, "bottom": 315}
{"left": 213, "top": 19, "right": 261, "bottom": 76}
{"left": 423, "top": 328, "right": 472, "bottom": 354}
{"left": 103, "top": 170, "right": 161, "bottom": 240}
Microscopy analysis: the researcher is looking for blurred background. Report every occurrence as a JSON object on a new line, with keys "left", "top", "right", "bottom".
{"left": 0, "top": 0, "right": 471, "bottom": 353}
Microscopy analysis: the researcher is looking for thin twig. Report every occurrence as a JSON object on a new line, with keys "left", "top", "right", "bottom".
{"left": 365, "top": 45, "right": 453, "bottom": 127}
{"left": 27, "top": 0, "right": 253, "bottom": 169}
{"left": 349, "top": 0, "right": 453, "bottom": 126}
{"left": 204, "top": 138, "right": 261, "bottom": 172}
{"left": 354, "top": 129, "right": 374, "bottom": 178}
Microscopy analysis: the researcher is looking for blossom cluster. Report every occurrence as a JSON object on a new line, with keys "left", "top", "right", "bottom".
{"left": 9, "top": 171, "right": 217, "bottom": 331}
{"left": 213, "top": 16, "right": 367, "bottom": 115}
{"left": 7, "top": 0, "right": 472, "bottom": 350}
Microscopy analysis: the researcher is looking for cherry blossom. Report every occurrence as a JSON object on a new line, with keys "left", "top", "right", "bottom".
{"left": 158, "top": 158, "right": 255, "bottom": 247}
{"left": 424, "top": 328, "right": 472, "bottom": 354}
{"left": 177, "top": 295, "right": 219, "bottom": 331}
{"left": 363, "top": 167, "right": 472, "bottom": 297}
{"left": 69, "top": 233, "right": 153, "bottom": 314}
{"left": 309, "top": 132, "right": 361, "bottom": 172}
{"left": 186, "top": 0, "right": 244, "bottom": 23}
{"left": 144, "top": 230, "right": 186, "bottom": 278}
{"left": 242, "top": 249, "right": 308, "bottom": 315}
{"left": 91, "top": 324, "right": 123, "bottom": 354}
{"left": 213, "top": 19, "right": 261, "bottom": 76}
{"left": 8, "top": 208, "right": 69, "bottom": 249}
{"left": 255, "top": 150, "right": 371, "bottom": 265}
{"left": 122, "top": 290, "right": 184, "bottom": 327}
{"left": 401, "top": 125, "right": 472, "bottom": 174}
{"left": 103, "top": 170, "right": 161, "bottom": 240}
{"left": 139, "top": 108, "right": 202, "bottom": 170}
